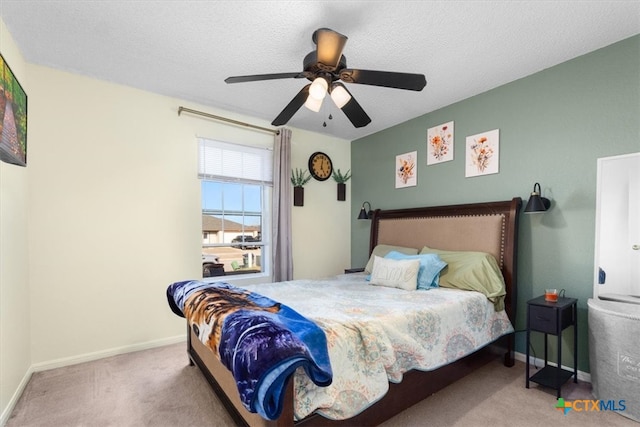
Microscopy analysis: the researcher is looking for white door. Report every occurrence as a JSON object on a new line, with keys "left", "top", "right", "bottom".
{"left": 594, "top": 152, "right": 640, "bottom": 298}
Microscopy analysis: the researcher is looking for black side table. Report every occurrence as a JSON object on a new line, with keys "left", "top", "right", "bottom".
{"left": 526, "top": 295, "right": 578, "bottom": 398}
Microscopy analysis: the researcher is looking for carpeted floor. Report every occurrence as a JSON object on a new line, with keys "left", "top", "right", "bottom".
{"left": 7, "top": 343, "right": 637, "bottom": 426}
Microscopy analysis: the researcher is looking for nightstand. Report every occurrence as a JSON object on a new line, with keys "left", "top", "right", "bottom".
{"left": 344, "top": 267, "right": 365, "bottom": 274}
{"left": 526, "top": 295, "right": 578, "bottom": 398}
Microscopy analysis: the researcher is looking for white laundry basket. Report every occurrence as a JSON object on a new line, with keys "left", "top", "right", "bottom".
{"left": 588, "top": 298, "right": 640, "bottom": 422}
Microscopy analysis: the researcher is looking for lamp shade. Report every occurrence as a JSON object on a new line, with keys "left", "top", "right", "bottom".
{"left": 309, "top": 77, "right": 328, "bottom": 100}
{"left": 524, "top": 183, "right": 551, "bottom": 213}
{"left": 357, "top": 207, "right": 369, "bottom": 220}
{"left": 330, "top": 83, "right": 352, "bottom": 108}
{"left": 304, "top": 95, "right": 323, "bottom": 112}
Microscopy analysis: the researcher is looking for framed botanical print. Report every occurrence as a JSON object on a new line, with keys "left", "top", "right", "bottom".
{"left": 465, "top": 129, "right": 499, "bottom": 177}
{"left": 396, "top": 151, "right": 417, "bottom": 188}
{"left": 427, "top": 121, "right": 454, "bottom": 165}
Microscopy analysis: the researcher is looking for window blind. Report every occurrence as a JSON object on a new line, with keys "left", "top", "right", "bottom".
{"left": 198, "top": 138, "right": 273, "bottom": 185}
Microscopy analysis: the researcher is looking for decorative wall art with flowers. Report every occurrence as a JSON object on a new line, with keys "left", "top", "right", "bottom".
{"left": 465, "top": 129, "right": 499, "bottom": 177}
{"left": 395, "top": 151, "right": 417, "bottom": 188}
{"left": 427, "top": 121, "right": 454, "bottom": 165}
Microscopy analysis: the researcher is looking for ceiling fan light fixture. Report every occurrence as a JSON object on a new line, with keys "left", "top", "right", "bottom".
{"left": 309, "top": 77, "right": 329, "bottom": 100}
{"left": 225, "top": 28, "right": 426, "bottom": 128}
{"left": 330, "top": 83, "right": 351, "bottom": 108}
{"left": 304, "top": 95, "right": 323, "bottom": 112}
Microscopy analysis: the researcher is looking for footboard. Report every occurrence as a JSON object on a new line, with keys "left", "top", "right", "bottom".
{"left": 188, "top": 327, "right": 295, "bottom": 427}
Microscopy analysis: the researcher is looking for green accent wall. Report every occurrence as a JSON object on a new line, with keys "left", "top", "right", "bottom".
{"left": 351, "top": 35, "right": 640, "bottom": 373}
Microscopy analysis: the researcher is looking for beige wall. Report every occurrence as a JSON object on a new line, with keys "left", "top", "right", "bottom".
{"left": 25, "top": 64, "right": 351, "bottom": 365}
{"left": 290, "top": 128, "right": 352, "bottom": 279}
{"left": 0, "top": 17, "right": 31, "bottom": 424}
{"left": 1, "top": 18, "right": 351, "bottom": 420}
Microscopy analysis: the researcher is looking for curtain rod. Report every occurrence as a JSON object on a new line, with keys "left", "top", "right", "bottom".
{"left": 178, "top": 106, "right": 280, "bottom": 135}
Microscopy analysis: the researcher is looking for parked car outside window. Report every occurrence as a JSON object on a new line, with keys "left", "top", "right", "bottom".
{"left": 231, "top": 235, "right": 259, "bottom": 250}
{"left": 202, "top": 254, "right": 224, "bottom": 277}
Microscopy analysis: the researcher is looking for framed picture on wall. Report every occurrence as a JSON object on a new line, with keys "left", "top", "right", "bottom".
{"left": 396, "top": 151, "right": 417, "bottom": 188}
{"left": 0, "top": 53, "right": 27, "bottom": 167}
{"left": 465, "top": 129, "right": 499, "bottom": 177}
{"left": 427, "top": 121, "right": 454, "bottom": 165}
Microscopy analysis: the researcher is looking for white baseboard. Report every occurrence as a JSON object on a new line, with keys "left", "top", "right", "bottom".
{"left": 0, "top": 365, "right": 34, "bottom": 427}
{"left": 1, "top": 335, "right": 187, "bottom": 426}
{"left": 31, "top": 334, "right": 186, "bottom": 372}
{"left": 514, "top": 351, "right": 591, "bottom": 383}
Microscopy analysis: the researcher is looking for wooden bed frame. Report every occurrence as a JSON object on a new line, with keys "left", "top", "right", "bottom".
{"left": 187, "top": 197, "right": 522, "bottom": 427}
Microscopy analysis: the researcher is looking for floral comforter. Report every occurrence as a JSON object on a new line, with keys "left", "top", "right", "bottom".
{"left": 242, "top": 273, "right": 514, "bottom": 420}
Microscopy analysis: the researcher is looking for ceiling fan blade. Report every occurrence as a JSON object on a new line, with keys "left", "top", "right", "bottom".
{"left": 336, "top": 86, "right": 371, "bottom": 128}
{"left": 225, "top": 72, "right": 305, "bottom": 84}
{"left": 271, "top": 84, "right": 311, "bottom": 126}
{"left": 339, "top": 69, "right": 427, "bottom": 91}
{"left": 314, "top": 28, "right": 348, "bottom": 71}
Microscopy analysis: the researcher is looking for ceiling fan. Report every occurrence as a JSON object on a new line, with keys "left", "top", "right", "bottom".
{"left": 225, "top": 28, "right": 427, "bottom": 128}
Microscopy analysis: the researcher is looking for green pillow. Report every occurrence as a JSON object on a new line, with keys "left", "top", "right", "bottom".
{"left": 419, "top": 246, "right": 506, "bottom": 311}
{"left": 365, "top": 244, "right": 418, "bottom": 274}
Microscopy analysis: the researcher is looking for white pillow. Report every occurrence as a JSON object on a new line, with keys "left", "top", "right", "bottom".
{"left": 369, "top": 256, "right": 420, "bottom": 291}
{"left": 364, "top": 244, "right": 419, "bottom": 273}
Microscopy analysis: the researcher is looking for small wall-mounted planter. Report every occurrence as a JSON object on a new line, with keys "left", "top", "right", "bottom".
{"left": 337, "top": 183, "right": 346, "bottom": 201}
{"left": 332, "top": 169, "right": 351, "bottom": 202}
{"left": 293, "top": 186, "right": 304, "bottom": 206}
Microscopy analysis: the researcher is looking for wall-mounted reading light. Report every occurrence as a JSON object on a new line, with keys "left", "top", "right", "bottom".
{"left": 524, "top": 182, "right": 551, "bottom": 213}
{"left": 357, "top": 201, "right": 373, "bottom": 220}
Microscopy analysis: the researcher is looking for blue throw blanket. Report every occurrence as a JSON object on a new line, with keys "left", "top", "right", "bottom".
{"left": 167, "top": 280, "right": 332, "bottom": 420}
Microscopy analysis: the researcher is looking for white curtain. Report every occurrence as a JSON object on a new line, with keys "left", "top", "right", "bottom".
{"left": 272, "top": 128, "right": 293, "bottom": 281}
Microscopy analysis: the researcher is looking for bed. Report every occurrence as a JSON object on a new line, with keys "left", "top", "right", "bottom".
{"left": 169, "top": 197, "right": 522, "bottom": 426}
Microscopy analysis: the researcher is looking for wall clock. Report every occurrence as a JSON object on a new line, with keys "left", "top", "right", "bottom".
{"left": 308, "top": 151, "right": 333, "bottom": 181}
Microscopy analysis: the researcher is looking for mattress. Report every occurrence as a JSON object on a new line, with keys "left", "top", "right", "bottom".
{"left": 242, "top": 273, "right": 513, "bottom": 420}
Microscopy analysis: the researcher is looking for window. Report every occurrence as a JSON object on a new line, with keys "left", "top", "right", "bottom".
{"left": 199, "top": 138, "right": 272, "bottom": 279}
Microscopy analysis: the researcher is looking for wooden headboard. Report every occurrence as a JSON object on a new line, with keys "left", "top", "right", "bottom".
{"left": 369, "top": 198, "right": 522, "bottom": 323}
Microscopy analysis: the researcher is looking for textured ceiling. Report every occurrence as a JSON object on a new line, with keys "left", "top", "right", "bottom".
{"left": 1, "top": 1, "right": 639, "bottom": 141}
